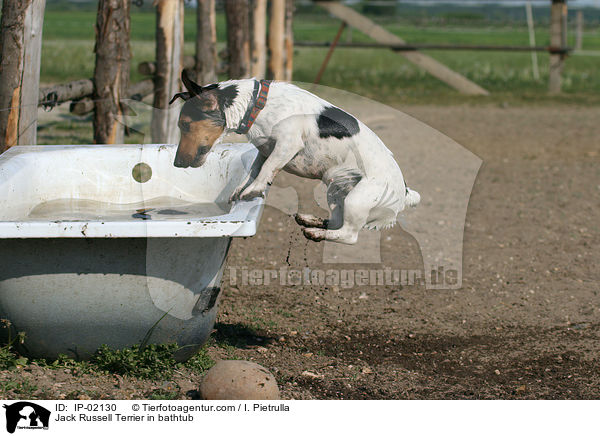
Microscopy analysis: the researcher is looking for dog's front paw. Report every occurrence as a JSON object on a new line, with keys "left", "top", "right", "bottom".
{"left": 229, "top": 185, "right": 244, "bottom": 203}
{"left": 238, "top": 181, "right": 267, "bottom": 201}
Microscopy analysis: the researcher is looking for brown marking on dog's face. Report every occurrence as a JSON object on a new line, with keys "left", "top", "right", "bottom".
{"left": 174, "top": 114, "right": 224, "bottom": 168}
{"left": 173, "top": 92, "right": 225, "bottom": 168}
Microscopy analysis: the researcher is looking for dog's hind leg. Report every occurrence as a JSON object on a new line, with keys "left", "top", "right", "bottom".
{"left": 302, "top": 179, "right": 381, "bottom": 244}
{"left": 295, "top": 213, "right": 327, "bottom": 228}
{"left": 295, "top": 180, "right": 347, "bottom": 229}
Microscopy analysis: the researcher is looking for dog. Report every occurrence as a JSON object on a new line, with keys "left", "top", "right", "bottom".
{"left": 170, "top": 70, "right": 420, "bottom": 244}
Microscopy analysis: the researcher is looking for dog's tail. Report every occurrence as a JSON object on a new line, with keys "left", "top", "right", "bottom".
{"left": 405, "top": 187, "right": 421, "bottom": 207}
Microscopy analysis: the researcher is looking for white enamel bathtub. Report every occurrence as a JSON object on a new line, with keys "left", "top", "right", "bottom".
{"left": 0, "top": 143, "right": 264, "bottom": 360}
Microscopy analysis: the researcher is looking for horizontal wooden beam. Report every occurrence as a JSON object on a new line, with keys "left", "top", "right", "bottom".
{"left": 39, "top": 78, "right": 154, "bottom": 109}
{"left": 38, "top": 79, "right": 94, "bottom": 106}
{"left": 69, "top": 79, "right": 154, "bottom": 115}
{"left": 296, "top": 41, "right": 572, "bottom": 54}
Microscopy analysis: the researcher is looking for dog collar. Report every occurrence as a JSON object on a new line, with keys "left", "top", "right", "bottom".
{"left": 235, "top": 79, "right": 271, "bottom": 134}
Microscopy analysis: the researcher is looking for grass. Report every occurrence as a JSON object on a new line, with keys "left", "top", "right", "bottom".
{"left": 90, "top": 342, "right": 216, "bottom": 379}
{"left": 148, "top": 388, "right": 179, "bottom": 400}
{"left": 0, "top": 320, "right": 28, "bottom": 371}
{"left": 1, "top": 339, "right": 214, "bottom": 383}
{"left": 37, "top": 10, "right": 600, "bottom": 106}
{"left": 0, "top": 379, "right": 39, "bottom": 397}
{"left": 182, "top": 346, "right": 215, "bottom": 374}
{"left": 90, "top": 343, "right": 179, "bottom": 379}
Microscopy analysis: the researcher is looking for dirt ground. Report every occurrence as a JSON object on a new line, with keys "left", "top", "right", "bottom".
{"left": 219, "top": 103, "right": 600, "bottom": 399}
{"left": 2, "top": 103, "right": 599, "bottom": 400}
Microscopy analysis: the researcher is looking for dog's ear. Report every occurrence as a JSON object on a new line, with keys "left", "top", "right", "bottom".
{"left": 198, "top": 91, "right": 219, "bottom": 112}
{"left": 181, "top": 69, "right": 203, "bottom": 96}
{"left": 169, "top": 92, "right": 191, "bottom": 105}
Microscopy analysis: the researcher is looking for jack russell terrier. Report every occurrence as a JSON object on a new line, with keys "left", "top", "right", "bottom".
{"left": 170, "top": 70, "right": 420, "bottom": 244}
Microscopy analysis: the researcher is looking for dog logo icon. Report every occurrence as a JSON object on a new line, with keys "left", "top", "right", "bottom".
{"left": 3, "top": 402, "right": 50, "bottom": 433}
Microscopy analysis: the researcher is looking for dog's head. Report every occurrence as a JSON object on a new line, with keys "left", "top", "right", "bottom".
{"left": 170, "top": 70, "right": 236, "bottom": 168}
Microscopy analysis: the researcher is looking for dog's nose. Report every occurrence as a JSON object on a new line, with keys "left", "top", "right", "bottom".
{"left": 174, "top": 154, "right": 189, "bottom": 168}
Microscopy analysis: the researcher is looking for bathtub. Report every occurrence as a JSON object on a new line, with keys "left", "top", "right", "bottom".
{"left": 0, "top": 143, "right": 264, "bottom": 360}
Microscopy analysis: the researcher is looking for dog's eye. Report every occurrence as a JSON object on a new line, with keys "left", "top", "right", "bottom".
{"left": 179, "top": 121, "right": 190, "bottom": 132}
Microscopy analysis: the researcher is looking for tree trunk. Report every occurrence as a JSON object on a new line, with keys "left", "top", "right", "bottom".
{"left": 250, "top": 0, "right": 267, "bottom": 78}
{"left": 195, "top": 0, "right": 217, "bottom": 84}
{"left": 284, "top": 0, "right": 294, "bottom": 81}
{"left": 268, "top": 0, "right": 285, "bottom": 80}
{"left": 225, "top": 0, "right": 250, "bottom": 79}
{"left": 0, "top": 0, "right": 46, "bottom": 152}
{"left": 139, "top": 55, "right": 195, "bottom": 77}
{"left": 152, "top": 0, "right": 184, "bottom": 144}
{"left": 93, "top": 0, "right": 131, "bottom": 145}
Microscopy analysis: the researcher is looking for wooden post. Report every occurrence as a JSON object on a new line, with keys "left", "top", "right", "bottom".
{"left": 139, "top": 55, "right": 196, "bottom": 76}
{"left": 575, "top": 10, "right": 583, "bottom": 51}
{"left": 93, "top": 0, "right": 131, "bottom": 145}
{"left": 20, "top": 0, "right": 45, "bottom": 146}
{"left": 250, "top": 0, "right": 267, "bottom": 78}
{"left": 0, "top": 0, "right": 45, "bottom": 152}
{"left": 195, "top": 0, "right": 217, "bottom": 84}
{"left": 549, "top": 0, "right": 567, "bottom": 94}
{"left": 313, "top": 22, "right": 346, "bottom": 86}
{"left": 268, "top": 0, "right": 285, "bottom": 80}
{"left": 284, "top": 0, "right": 294, "bottom": 81}
{"left": 225, "top": 0, "right": 250, "bottom": 79}
{"left": 152, "top": 0, "right": 184, "bottom": 144}
{"left": 525, "top": 2, "right": 540, "bottom": 80}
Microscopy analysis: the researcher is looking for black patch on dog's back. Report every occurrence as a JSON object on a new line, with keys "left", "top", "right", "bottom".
{"left": 317, "top": 106, "right": 359, "bottom": 139}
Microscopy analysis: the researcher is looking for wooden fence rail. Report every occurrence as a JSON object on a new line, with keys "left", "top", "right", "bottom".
{"left": 295, "top": 41, "right": 572, "bottom": 54}
{"left": 38, "top": 79, "right": 153, "bottom": 109}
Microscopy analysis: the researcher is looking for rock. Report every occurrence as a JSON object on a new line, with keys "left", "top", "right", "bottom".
{"left": 301, "top": 370, "right": 324, "bottom": 379}
{"left": 200, "top": 360, "right": 280, "bottom": 400}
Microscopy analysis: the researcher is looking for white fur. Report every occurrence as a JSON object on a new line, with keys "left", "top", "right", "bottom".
{"left": 216, "top": 79, "right": 420, "bottom": 244}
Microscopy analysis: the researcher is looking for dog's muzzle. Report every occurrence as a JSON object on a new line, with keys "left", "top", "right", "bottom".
{"left": 174, "top": 145, "right": 211, "bottom": 168}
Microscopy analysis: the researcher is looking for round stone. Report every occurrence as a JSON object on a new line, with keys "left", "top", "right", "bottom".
{"left": 200, "top": 360, "right": 280, "bottom": 400}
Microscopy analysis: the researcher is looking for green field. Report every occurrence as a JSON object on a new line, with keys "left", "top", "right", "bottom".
{"left": 39, "top": 10, "right": 600, "bottom": 105}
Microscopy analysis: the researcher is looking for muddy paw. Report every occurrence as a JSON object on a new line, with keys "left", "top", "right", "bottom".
{"left": 295, "top": 213, "right": 327, "bottom": 228}
{"left": 238, "top": 184, "right": 266, "bottom": 201}
{"left": 229, "top": 187, "right": 243, "bottom": 203}
{"left": 302, "top": 227, "right": 326, "bottom": 241}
